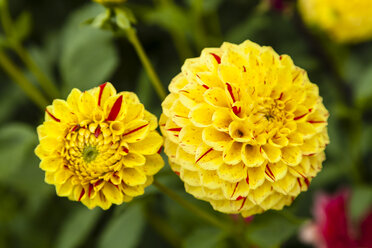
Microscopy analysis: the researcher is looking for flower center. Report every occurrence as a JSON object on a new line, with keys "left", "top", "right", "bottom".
{"left": 83, "top": 146, "right": 98, "bottom": 163}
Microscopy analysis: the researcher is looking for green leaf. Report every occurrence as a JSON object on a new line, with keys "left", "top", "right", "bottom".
{"left": 0, "top": 123, "right": 36, "bottom": 182}
{"left": 245, "top": 212, "right": 300, "bottom": 248}
{"left": 13, "top": 11, "right": 32, "bottom": 42}
{"left": 59, "top": 4, "right": 119, "bottom": 94}
{"left": 56, "top": 207, "right": 102, "bottom": 248}
{"left": 98, "top": 204, "right": 145, "bottom": 248}
{"left": 184, "top": 227, "right": 227, "bottom": 248}
{"left": 349, "top": 186, "right": 372, "bottom": 223}
{"left": 355, "top": 65, "right": 372, "bottom": 109}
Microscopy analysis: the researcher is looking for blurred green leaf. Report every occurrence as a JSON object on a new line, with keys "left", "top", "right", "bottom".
{"left": 13, "top": 11, "right": 32, "bottom": 42}
{"left": 59, "top": 4, "right": 119, "bottom": 94}
{"left": 184, "top": 227, "right": 227, "bottom": 248}
{"left": 98, "top": 203, "right": 145, "bottom": 248}
{"left": 0, "top": 123, "right": 36, "bottom": 181}
{"left": 355, "top": 65, "right": 372, "bottom": 109}
{"left": 349, "top": 186, "right": 372, "bottom": 223}
{"left": 56, "top": 207, "right": 102, "bottom": 248}
{"left": 245, "top": 212, "right": 300, "bottom": 248}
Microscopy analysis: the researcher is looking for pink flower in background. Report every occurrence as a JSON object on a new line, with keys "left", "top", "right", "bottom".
{"left": 300, "top": 190, "right": 372, "bottom": 248}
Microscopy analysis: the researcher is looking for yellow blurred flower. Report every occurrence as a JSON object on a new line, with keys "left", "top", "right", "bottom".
{"left": 35, "top": 83, "right": 163, "bottom": 210}
{"left": 298, "top": 0, "right": 372, "bottom": 43}
{"left": 93, "top": 0, "right": 127, "bottom": 5}
{"left": 160, "top": 40, "right": 329, "bottom": 217}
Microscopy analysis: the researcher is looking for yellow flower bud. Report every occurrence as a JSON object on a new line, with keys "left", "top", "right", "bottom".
{"left": 298, "top": 0, "right": 372, "bottom": 43}
{"left": 160, "top": 40, "right": 329, "bottom": 217}
{"left": 35, "top": 83, "right": 164, "bottom": 209}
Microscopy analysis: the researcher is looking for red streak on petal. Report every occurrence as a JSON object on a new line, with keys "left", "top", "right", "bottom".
{"left": 179, "top": 90, "right": 190, "bottom": 94}
{"left": 308, "top": 120, "right": 326, "bottom": 124}
{"left": 243, "top": 66, "right": 246, "bottom": 72}
{"left": 231, "top": 182, "right": 240, "bottom": 198}
{"left": 236, "top": 196, "right": 245, "bottom": 201}
{"left": 226, "top": 83, "right": 236, "bottom": 103}
{"left": 94, "top": 126, "right": 101, "bottom": 138}
{"left": 167, "top": 128, "right": 182, "bottom": 132}
{"left": 259, "top": 146, "right": 263, "bottom": 154}
{"left": 202, "top": 84, "right": 209, "bottom": 89}
{"left": 122, "top": 147, "right": 129, "bottom": 153}
{"left": 46, "top": 109, "right": 60, "bottom": 122}
{"left": 293, "top": 73, "right": 300, "bottom": 82}
{"left": 70, "top": 125, "right": 80, "bottom": 132}
{"left": 297, "top": 178, "right": 302, "bottom": 188}
{"left": 278, "top": 92, "right": 284, "bottom": 100}
{"left": 246, "top": 171, "right": 249, "bottom": 185}
{"left": 265, "top": 165, "right": 276, "bottom": 181}
{"left": 294, "top": 113, "right": 307, "bottom": 121}
{"left": 106, "top": 95, "right": 123, "bottom": 121}
{"left": 309, "top": 108, "right": 313, "bottom": 112}
{"left": 196, "top": 148, "right": 213, "bottom": 163}
{"left": 88, "top": 184, "right": 93, "bottom": 198}
{"left": 175, "top": 171, "right": 180, "bottom": 176}
{"left": 94, "top": 180, "right": 103, "bottom": 187}
{"left": 175, "top": 115, "right": 189, "bottom": 119}
{"left": 98, "top": 82, "right": 107, "bottom": 106}
{"left": 232, "top": 106, "right": 241, "bottom": 116}
{"left": 305, "top": 153, "right": 315, "bottom": 156}
{"left": 157, "top": 146, "right": 163, "bottom": 154}
{"left": 238, "top": 197, "right": 247, "bottom": 211}
{"left": 304, "top": 178, "right": 310, "bottom": 188}
{"left": 123, "top": 124, "right": 149, "bottom": 136}
{"left": 279, "top": 55, "right": 283, "bottom": 60}
{"left": 78, "top": 188, "right": 85, "bottom": 201}
{"left": 210, "top": 53, "right": 221, "bottom": 64}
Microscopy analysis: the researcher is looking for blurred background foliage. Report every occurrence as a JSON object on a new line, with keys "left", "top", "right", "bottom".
{"left": 0, "top": 0, "right": 371, "bottom": 247}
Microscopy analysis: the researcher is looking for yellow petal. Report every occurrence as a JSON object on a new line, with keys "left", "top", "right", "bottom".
{"left": 217, "top": 162, "right": 247, "bottom": 183}
{"left": 189, "top": 103, "right": 215, "bottom": 127}
{"left": 122, "top": 168, "right": 147, "bottom": 186}
{"left": 122, "top": 152, "right": 146, "bottom": 167}
{"left": 261, "top": 144, "right": 282, "bottom": 163}
{"left": 202, "top": 126, "right": 232, "bottom": 151}
{"left": 195, "top": 143, "right": 224, "bottom": 170}
{"left": 242, "top": 144, "right": 265, "bottom": 167}
{"left": 281, "top": 146, "right": 302, "bottom": 166}
{"left": 122, "top": 119, "right": 150, "bottom": 143}
{"left": 247, "top": 166, "right": 265, "bottom": 189}
{"left": 142, "top": 154, "right": 164, "bottom": 176}
{"left": 128, "top": 131, "right": 163, "bottom": 155}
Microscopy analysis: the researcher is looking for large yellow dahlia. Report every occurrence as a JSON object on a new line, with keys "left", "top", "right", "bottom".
{"left": 160, "top": 40, "right": 329, "bottom": 217}
{"left": 35, "top": 83, "right": 163, "bottom": 209}
{"left": 298, "top": 0, "right": 372, "bottom": 43}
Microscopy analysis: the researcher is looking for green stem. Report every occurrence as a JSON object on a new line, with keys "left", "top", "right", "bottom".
{"left": 0, "top": 49, "right": 49, "bottom": 109}
{"left": 12, "top": 43, "right": 60, "bottom": 99}
{"left": 126, "top": 28, "right": 167, "bottom": 101}
{"left": 153, "top": 179, "right": 228, "bottom": 231}
{"left": 0, "top": 0, "right": 59, "bottom": 99}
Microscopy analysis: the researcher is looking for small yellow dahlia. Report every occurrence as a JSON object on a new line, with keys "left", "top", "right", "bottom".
{"left": 35, "top": 83, "right": 163, "bottom": 209}
{"left": 298, "top": 0, "right": 372, "bottom": 43}
{"left": 160, "top": 40, "right": 329, "bottom": 217}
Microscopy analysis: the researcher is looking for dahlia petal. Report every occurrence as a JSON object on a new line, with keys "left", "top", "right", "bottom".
{"left": 287, "top": 132, "right": 304, "bottom": 146}
{"left": 200, "top": 170, "right": 223, "bottom": 189}
{"left": 248, "top": 182, "right": 272, "bottom": 205}
{"left": 122, "top": 168, "right": 147, "bottom": 186}
{"left": 144, "top": 110, "right": 158, "bottom": 131}
{"left": 39, "top": 137, "right": 61, "bottom": 152}
{"left": 242, "top": 144, "right": 265, "bottom": 167}
{"left": 269, "top": 135, "right": 289, "bottom": 147}
{"left": 102, "top": 183, "right": 122, "bottom": 204}
{"left": 202, "top": 187, "right": 226, "bottom": 200}
{"left": 281, "top": 146, "right": 303, "bottom": 165}
{"left": 122, "top": 184, "right": 145, "bottom": 197}
{"left": 212, "top": 108, "right": 233, "bottom": 132}
{"left": 176, "top": 147, "right": 198, "bottom": 171}
{"left": 66, "top": 88, "right": 82, "bottom": 110}
{"left": 267, "top": 161, "right": 288, "bottom": 181}
{"left": 78, "top": 91, "right": 96, "bottom": 119}
{"left": 179, "top": 125, "right": 203, "bottom": 154}
{"left": 197, "top": 72, "right": 223, "bottom": 88}
{"left": 217, "top": 162, "right": 247, "bottom": 183}
{"left": 169, "top": 99, "right": 191, "bottom": 127}
{"left": 142, "top": 154, "right": 164, "bottom": 175}
{"left": 202, "top": 126, "right": 232, "bottom": 151}
{"left": 181, "top": 168, "right": 201, "bottom": 186}
{"left": 222, "top": 141, "right": 242, "bottom": 165}
{"left": 169, "top": 73, "right": 188, "bottom": 93}
{"left": 261, "top": 144, "right": 282, "bottom": 163}
{"left": 300, "top": 136, "right": 320, "bottom": 155}
{"left": 189, "top": 103, "right": 215, "bottom": 127}
{"left": 123, "top": 103, "right": 144, "bottom": 124}
{"left": 272, "top": 174, "right": 297, "bottom": 194}
{"left": 128, "top": 131, "right": 163, "bottom": 155}
{"left": 259, "top": 193, "right": 284, "bottom": 210}
{"left": 54, "top": 169, "right": 73, "bottom": 184}
{"left": 229, "top": 121, "right": 251, "bottom": 142}
{"left": 56, "top": 180, "right": 74, "bottom": 197}
{"left": 247, "top": 166, "right": 266, "bottom": 189}
{"left": 39, "top": 157, "right": 63, "bottom": 172}
{"left": 122, "top": 119, "right": 150, "bottom": 143}
{"left": 219, "top": 65, "right": 243, "bottom": 89}
{"left": 203, "top": 88, "right": 229, "bottom": 108}
{"left": 53, "top": 99, "right": 78, "bottom": 123}
{"left": 162, "top": 93, "right": 179, "bottom": 117}
{"left": 122, "top": 152, "right": 146, "bottom": 167}
{"left": 195, "top": 144, "right": 224, "bottom": 170}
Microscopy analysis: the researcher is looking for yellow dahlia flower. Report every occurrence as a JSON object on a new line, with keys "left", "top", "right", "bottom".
{"left": 160, "top": 40, "right": 329, "bottom": 217}
{"left": 298, "top": 0, "right": 372, "bottom": 43}
{"left": 35, "top": 83, "right": 163, "bottom": 209}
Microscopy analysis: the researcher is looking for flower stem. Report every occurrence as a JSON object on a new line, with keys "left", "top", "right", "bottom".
{"left": 153, "top": 179, "right": 228, "bottom": 231}
{"left": 0, "top": 49, "right": 49, "bottom": 109}
{"left": 126, "top": 28, "right": 167, "bottom": 101}
{"left": 0, "top": 0, "right": 59, "bottom": 99}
